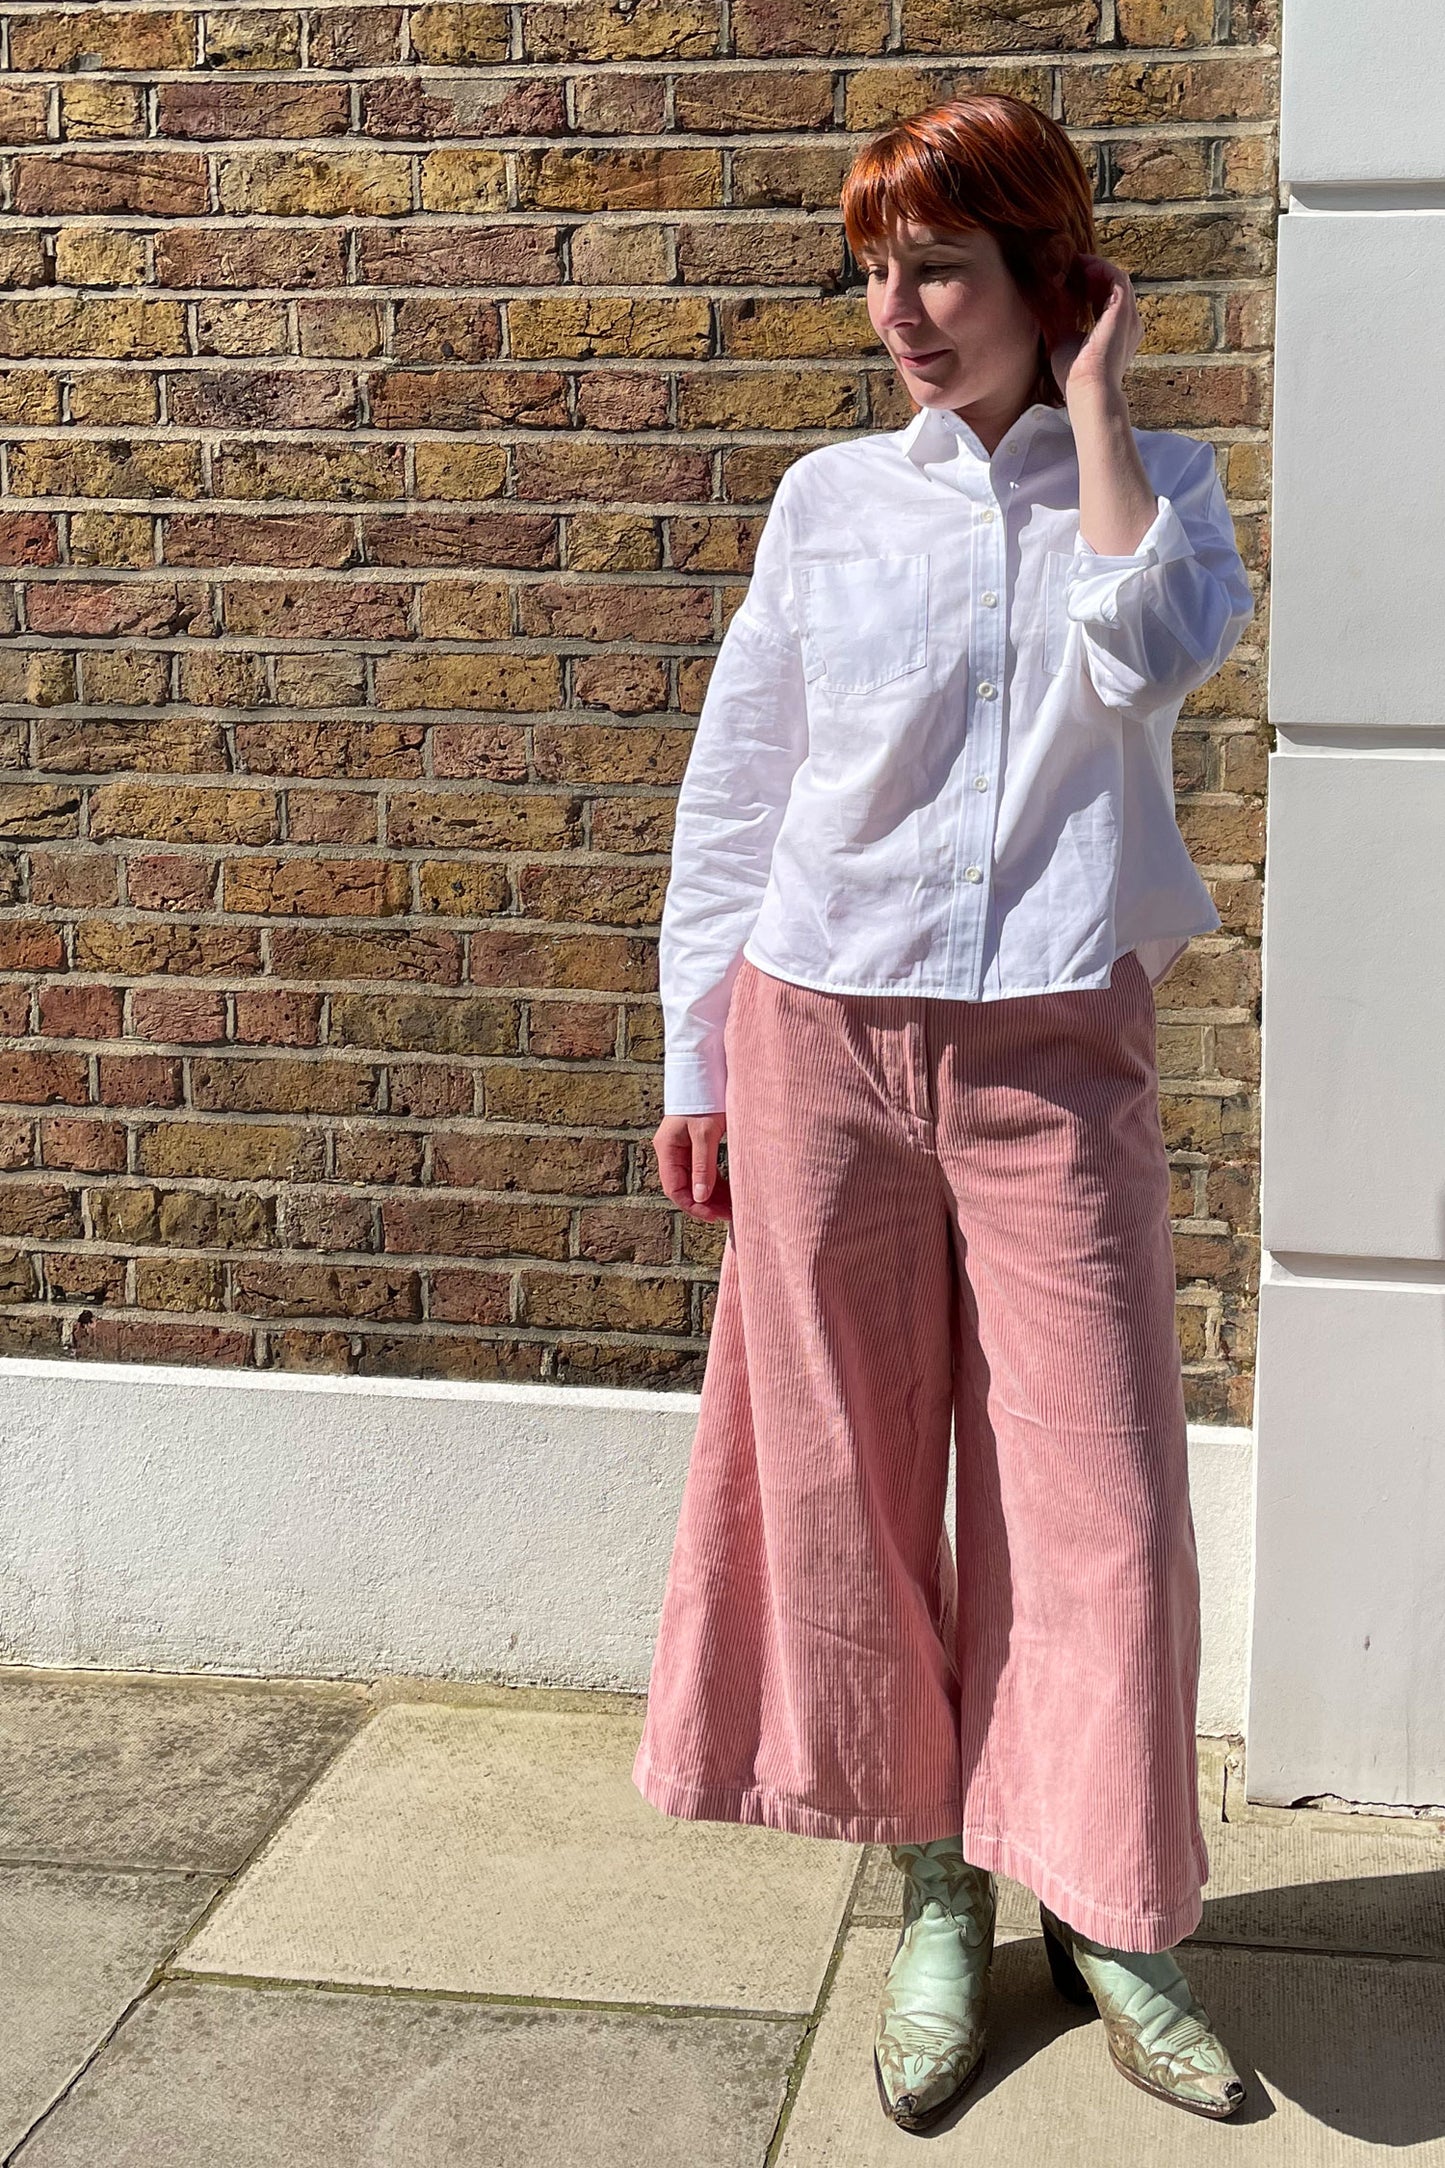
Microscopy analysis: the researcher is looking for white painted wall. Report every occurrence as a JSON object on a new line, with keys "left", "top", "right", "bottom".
{"left": 1250, "top": 0, "right": 1445, "bottom": 1804}
{"left": 0, "top": 1358, "right": 1255, "bottom": 1737}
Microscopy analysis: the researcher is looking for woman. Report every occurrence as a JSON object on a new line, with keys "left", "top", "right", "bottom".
{"left": 632, "top": 93, "right": 1254, "bottom": 2131}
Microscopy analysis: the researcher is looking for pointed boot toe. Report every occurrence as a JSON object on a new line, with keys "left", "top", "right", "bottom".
{"left": 1040, "top": 1901, "right": 1248, "bottom": 2120}
{"left": 872, "top": 1841, "right": 996, "bottom": 2131}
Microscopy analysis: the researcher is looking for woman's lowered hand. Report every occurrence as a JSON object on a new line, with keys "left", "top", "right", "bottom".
{"left": 654, "top": 1112, "right": 732, "bottom": 1223}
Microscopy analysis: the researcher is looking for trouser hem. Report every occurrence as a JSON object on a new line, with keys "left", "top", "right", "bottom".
{"left": 631, "top": 1755, "right": 1207, "bottom": 1954}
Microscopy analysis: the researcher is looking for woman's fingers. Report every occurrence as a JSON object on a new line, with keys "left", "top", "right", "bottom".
{"left": 653, "top": 1114, "right": 731, "bottom": 1221}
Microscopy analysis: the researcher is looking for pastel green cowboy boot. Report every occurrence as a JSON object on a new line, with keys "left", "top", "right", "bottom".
{"left": 872, "top": 1839, "right": 996, "bottom": 2132}
{"left": 1039, "top": 1902, "right": 1247, "bottom": 2118}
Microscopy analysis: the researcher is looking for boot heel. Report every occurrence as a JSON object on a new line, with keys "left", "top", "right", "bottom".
{"left": 1039, "top": 1905, "right": 1094, "bottom": 2007}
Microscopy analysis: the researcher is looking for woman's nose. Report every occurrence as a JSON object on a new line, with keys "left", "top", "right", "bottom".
{"left": 874, "top": 278, "right": 920, "bottom": 327}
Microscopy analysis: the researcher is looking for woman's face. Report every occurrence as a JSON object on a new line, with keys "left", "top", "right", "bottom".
{"left": 860, "top": 217, "right": 1044, "bottom": 417}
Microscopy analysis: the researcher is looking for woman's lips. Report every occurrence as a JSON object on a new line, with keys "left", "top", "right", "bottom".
{"left": 897, "top": 348, "right": 951, "bottom": 366}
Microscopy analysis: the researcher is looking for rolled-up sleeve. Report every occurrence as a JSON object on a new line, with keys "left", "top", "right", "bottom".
{"left": 660, "top": 471, "right": 809, "bottom": 1117}
{"left": 1063, "top": 437, "right": 1255, "bottom": 715}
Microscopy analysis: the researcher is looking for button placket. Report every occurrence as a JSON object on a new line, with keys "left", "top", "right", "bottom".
{"left": 947, "top": 494, "right": 1006, "bottom": 994}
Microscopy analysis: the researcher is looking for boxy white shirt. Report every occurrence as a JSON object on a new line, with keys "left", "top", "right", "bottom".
{"left": 660, "top": 396, "right": 1255, "bottom": 1117}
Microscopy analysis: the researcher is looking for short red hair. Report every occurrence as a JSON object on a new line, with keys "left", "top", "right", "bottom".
{"left": 840, "top": 93, "right": 1098, "bottom": 409}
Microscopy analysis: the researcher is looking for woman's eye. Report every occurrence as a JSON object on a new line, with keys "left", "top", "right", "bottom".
{"left": 863, "top": 265, "right": 956, "bottom": 281}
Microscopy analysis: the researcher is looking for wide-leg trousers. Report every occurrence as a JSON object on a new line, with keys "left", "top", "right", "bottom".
{"left": 632, "top": 946, "right": 1210, "bottom": 1952}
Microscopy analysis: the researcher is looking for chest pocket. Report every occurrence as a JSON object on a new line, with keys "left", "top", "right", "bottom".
{"left": 795, "top": 553, "right": 929, "bottom": 695}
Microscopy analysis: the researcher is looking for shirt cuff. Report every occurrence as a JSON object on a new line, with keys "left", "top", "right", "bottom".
{"left": 664, "top": 1048, "right": 727, "bottom": 1118}
{"left": 1065, "top": 493, "right": 1197, "bottom": 629}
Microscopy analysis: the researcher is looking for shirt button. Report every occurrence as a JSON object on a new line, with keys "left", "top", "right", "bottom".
{"left": 977, "top": 681, "right": 997, "bottom": 699}
{"left": 1006, "top": 438, "right": 1020, "bottom": 453}
{"left": 981, "top": 590, "right": 998, "bottom": 607}
{"left": 980, "top": 507, "right": 996, "bottom": 523}
{"left": 963, "top": 865, "right": 983, "bottom": 882}
{"left": 974, "top": 774, "right": 989, "bottom": 790}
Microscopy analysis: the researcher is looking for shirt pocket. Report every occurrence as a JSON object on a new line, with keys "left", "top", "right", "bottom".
{"left": 795, "top": 553, "right": 929, "bottom": 695}
{"left": 1043, "top": 549, "right": 1075, "bottom": 675}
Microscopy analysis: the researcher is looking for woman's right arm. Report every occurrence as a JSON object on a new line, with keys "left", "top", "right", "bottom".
{"left": 660, "top": 469, "right": 809, "bottom": 1120}
{"left": 654, "top": 469, "right": 810, "bottom": 1215}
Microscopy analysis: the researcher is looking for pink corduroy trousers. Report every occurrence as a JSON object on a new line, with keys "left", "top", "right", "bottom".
{"left": 632, "top": 946, "right": 1210, "bottom": 1953}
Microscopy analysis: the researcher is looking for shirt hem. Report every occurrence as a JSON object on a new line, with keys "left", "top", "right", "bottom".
{"left": 739, "top": 925, "right": 1217, "bottom": 1005}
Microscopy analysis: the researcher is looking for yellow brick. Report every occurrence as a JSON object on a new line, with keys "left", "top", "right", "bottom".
{"left": 10, "top": 440, "right": 202, "bottom": 500}
{"left": 296, "top": 301, "right": 385, "bottom": 359}
{"left": 525, "top": 0, "right": 718, "bottom": 61}
{"left": 514, "top": 147, "right": 721, "bottom": 212}
{"left": 89, "top": 783, "right": 277, "bottom": 845}
{"left": 0, "top": 297, "right": 187, "bottom": 362}
{"left": 0, "top": 371, "right": 60, "bottom": 425}
{"left": 417, "top": 582, "right": 511, "bottom": 640}
{"left": 419, "top": 150, "right": 509, "bottom": 213}
{"left": 1137, "top": 290, "right": 1216, "bottom": 355}
{"left": 55, "top": 228, "right": 147, "bottom": 289}
{"left": 69, "top": 512, "right": 156, "bottom": 568}
{"left": 1117, "top": 0, "right": 1213, "bottom": 45}
{"left": 568, "top": 220, "right": 673, "bottom": 286}
{"left": 195, "top": 297, "right": 289, "bottom": 358}
{"left": 0, "top": 653, "right": 75, "bottom": 707}
{"left": 566, "top": 513, "right": 660, "bottom": 573}
{"left": 203, "top": 7, "right": 302, "bottom": 65}
{"left": 374, "top": 654, "right": 562, "bottom": 713}
{"left": 217, "top": 443, "right": 405, "bottom": 503}
{"left": 412, "top": 444, "right": 509, "bottom": 500}
{"left": 217, "top": 151, "right": 413, "bottom": 218}
{"left": 720, "top": 294, "right": 873, "bottom": 359}
{"left": 507, "top": 295, "right": 712, "bottom": 360}
{"left": 409, "top": 5, "right": 511, "bottom": 64}
{"left": 678, "top": 368, "right": 860, "bottom": 429}
{"left": 82, "top": 650, "right": 171, "bottom": 707}
{"left": 66, "top": 370, "right": 159, "bottom": 426}
{"left": 843, "top": 61, "right": 1052, "bottom": 128}
{"left": 10, "top": 9, "right": 196, "bottom": 71}
{"left": 60, "top": 81, "right": 146, "bottom": 139}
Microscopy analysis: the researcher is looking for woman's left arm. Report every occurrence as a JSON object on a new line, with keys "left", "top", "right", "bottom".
{"left": 1050, "top": 254, "right": 1255, "bottom": 712}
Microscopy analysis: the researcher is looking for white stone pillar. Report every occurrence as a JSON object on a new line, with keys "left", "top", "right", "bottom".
{"left": 1248, "top": 0, "right": 1445, "bottom": 1805}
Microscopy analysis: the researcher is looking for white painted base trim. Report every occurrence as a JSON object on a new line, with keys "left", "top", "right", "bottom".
{"left": 0, "top": 1357, "right": 1253, "bottom": 1736}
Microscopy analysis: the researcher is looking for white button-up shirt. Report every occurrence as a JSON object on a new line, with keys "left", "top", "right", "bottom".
{"left": 660, "top": 397, "right": 1255, "bottom": 1115}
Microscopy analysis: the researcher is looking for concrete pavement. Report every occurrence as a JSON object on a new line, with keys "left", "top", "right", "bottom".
{"left": 3, "top": 1668, "right": 1443, "bottom": 2163}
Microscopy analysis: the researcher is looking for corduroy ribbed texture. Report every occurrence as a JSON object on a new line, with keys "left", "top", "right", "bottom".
{"left": 632, "top": 945, "right": 1210, "bottom": 1953}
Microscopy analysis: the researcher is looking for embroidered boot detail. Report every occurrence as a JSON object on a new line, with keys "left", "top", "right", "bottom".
{"left": 1040, "top": 1902, "right": 1246, "bottom": 2118}
{"left": 872, "top": 1839, "right": 996, "bottom": 2131}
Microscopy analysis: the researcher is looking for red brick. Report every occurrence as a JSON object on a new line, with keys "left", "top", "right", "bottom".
{"left": 130, "top": 988, "right": 228, "bottom": 1043}
{"left": 39, "top": 1118, "right": 127, "bottom": 1173}
{"left": 233, "top": 990, "right": 322, "bottom": 1047}
{"left": 38, "top": 983, "right": 124, "bottom": 1039}
{"left": 96, "top": 1054, "right": 184, "bottom": 1108}
{"left": 13, "top": 153, "right": 210, "bottom": 218}
{"left": 125, "top": 856, "right": 219, "bottom": 913}
{"left": 73, "top": 1318, "right": 254, "bottom": 1368}
{"left": 0, "top": 1051, "right": 91, "bottom": 1106}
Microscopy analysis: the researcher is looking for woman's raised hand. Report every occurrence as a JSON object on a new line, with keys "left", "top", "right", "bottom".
{"left": 1049, "top": 252, "right": 1144, "bottom": 402}
{"left": 654, "top": 1112, "right": 732, "bottom": 1223}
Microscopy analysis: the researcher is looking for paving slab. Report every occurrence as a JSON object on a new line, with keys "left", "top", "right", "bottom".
{"left": 177, "top": 1701, "right": 861, "bottom": 2013}
{"left": 0, "top": 1863, "right": 221, "bottom": 2160}
{"left": 778, "top": 1924, "right": 1445, "bottom": 2163}
{"left": 12, "top": 1976, "right": 803, "bottom": 2168}
{"left": 0, "top": 1670, "right": 368, "bottom": 1874}
{"left": 1192, "top": 1814, "right": 1445, "bottom": 1960}
{"left": 1200, "top": 1741, "right": 1445, "bottom": 1958}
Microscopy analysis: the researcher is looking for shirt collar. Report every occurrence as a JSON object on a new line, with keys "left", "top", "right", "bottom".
{"left": 897, "top": 399, "right": 1071, "bottom": 470}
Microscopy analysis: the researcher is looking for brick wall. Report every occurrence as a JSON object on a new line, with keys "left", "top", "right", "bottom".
{"left": 0, "top": 2, "right": 1274, "bottom": 1417}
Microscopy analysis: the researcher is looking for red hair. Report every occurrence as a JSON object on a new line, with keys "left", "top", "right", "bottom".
{"left": 840, "top": 94, "right": 1098, "bottom": 409}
